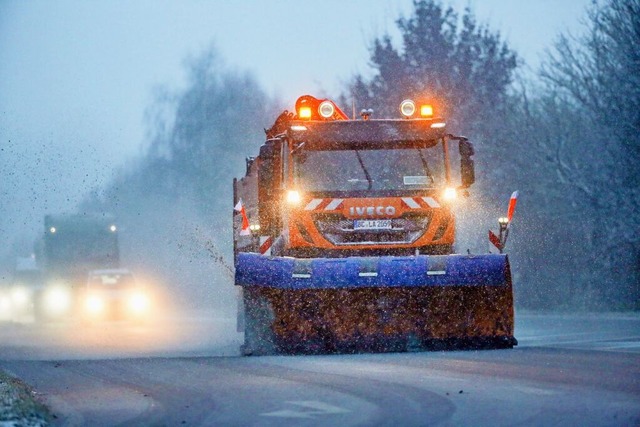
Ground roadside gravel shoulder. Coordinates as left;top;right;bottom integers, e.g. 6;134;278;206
0;370;53;427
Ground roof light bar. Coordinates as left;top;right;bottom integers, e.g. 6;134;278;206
318;101;335;118
298;106;312;119
420;104;434;117
400;99;416;118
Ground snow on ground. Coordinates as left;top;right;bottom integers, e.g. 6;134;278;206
0;370;51;426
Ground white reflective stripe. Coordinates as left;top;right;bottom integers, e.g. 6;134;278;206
324;199;344;211
292;273;311;279
304;199;323;210
358;272;378;277
422;197;441;208
402;197;421;209
427;270;446;275
259;236;273;255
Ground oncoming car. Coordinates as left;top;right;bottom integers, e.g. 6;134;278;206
82;269;151;321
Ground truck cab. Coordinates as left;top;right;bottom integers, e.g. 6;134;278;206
235;96;475;258
232;96;513;356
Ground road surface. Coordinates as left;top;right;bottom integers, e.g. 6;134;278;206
0;312;638;426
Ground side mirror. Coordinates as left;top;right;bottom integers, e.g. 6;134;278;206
459;139;475;189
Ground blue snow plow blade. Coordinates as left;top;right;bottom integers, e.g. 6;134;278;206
235;252;510;290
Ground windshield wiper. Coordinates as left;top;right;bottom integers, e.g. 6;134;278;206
354;150;373;190
291;142;306;155
417;149;435;185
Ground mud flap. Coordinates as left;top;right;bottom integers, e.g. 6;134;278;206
236;287;245;333
235;252;516;355
241;287;278;356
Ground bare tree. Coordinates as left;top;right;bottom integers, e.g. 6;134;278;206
345;0;518;135
542;0;640;149
535;0;640;308
82;47;276;310
455;0;640;310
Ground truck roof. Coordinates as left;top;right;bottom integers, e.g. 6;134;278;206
45;213;116;226
287;119;446;148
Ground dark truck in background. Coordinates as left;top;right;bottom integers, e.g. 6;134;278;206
35;213;120;320
41;213;119;286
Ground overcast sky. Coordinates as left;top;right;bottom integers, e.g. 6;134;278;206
0;0;591;254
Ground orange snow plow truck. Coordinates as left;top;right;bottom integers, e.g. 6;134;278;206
233;95;516;355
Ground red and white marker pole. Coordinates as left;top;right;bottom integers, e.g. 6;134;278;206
234;199;251;236
489;191;518;253
507;191;518;224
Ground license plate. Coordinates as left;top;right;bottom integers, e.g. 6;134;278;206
354;219;392;230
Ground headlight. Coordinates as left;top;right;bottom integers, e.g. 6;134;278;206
0;295;11;312
11;287;30;308
85;294;105;314
286;190;301;205
128;292;149;314
44;287;72;315
442;187;457;201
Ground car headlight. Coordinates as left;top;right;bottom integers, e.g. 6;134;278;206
44;287;72;315
128;292;149;314
11;287;30;308
0;294;11;312
85;294;105;314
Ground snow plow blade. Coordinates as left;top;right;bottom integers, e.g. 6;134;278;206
236;252;516;355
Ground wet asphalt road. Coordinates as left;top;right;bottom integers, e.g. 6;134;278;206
0;313;639;426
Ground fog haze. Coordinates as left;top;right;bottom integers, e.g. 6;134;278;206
0;1;595;300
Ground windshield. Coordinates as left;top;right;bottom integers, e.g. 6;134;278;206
294;145;445;192
44;228;119;273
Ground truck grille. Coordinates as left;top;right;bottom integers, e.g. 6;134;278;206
313;213;431;246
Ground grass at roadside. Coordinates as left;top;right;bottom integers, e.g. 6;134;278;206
0;370;53;427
